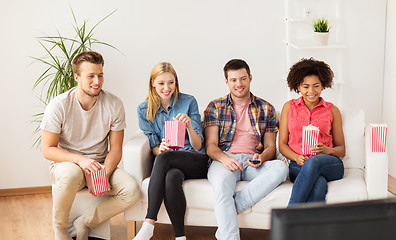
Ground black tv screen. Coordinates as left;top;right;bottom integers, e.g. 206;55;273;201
270;198;396;240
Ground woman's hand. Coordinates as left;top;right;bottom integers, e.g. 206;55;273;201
311;142;332;155
159;138;171;153
173;112;202;151
295;155;309;166
174;113;192;129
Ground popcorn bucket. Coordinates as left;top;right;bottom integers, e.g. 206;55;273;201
302;124;320;156
165;121;186;149
86;164;110;196
370;124;388;152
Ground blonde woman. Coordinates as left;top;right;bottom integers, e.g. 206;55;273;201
134;62;208;240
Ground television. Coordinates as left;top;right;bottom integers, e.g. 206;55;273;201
270;198;396;240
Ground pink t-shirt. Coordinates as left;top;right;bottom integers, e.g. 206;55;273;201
288;97;334;156
227;103;259;155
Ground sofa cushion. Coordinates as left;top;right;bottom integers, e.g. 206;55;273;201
252;168;367;214
341;109;365;169
141;178;218;211
326;168;367;202
140;168;367;215
141;178;258;213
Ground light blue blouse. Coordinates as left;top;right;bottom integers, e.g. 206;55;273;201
137;92;205;153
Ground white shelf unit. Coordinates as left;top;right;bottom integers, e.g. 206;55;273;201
284;0;345;108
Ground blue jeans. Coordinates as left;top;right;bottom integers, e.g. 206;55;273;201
288;154;344;205
208;152;288;240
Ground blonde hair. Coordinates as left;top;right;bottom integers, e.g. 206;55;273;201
146;62;180;122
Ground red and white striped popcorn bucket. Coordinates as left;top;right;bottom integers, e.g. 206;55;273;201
302;124;320;156
86;164;110;196
370;124;388;152
165;121;186;149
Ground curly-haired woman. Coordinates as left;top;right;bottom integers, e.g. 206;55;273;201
279;58;345;205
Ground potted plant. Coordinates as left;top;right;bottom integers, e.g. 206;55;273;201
312;18;331;46
30;8;119;147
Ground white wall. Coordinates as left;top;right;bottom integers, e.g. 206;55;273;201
383;0;396;178
0;0;388;189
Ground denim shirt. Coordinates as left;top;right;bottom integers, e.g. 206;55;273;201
137;92;205;154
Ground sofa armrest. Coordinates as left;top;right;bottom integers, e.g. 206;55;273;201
122;131;153;184
364;125;389;199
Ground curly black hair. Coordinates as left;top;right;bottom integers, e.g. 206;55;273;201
287;58;334;93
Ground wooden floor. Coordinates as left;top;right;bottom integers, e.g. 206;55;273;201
0;193;269;240
2;177;396;240
388;175;396;195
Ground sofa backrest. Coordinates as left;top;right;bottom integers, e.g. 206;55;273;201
341;109;365;169
200;107;366;170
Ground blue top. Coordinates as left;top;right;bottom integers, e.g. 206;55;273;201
137;92;205;153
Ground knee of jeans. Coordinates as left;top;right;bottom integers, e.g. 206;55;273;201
209;174;236;195
304;156;322;171
272;160;289;180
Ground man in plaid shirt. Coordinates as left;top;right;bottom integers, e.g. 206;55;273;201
204;59;288;240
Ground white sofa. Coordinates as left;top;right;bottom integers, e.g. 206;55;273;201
122;109;388;239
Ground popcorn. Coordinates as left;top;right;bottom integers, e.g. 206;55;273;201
165;121;186;149
302;124;320;156
85;164;110;196
370;124;388;153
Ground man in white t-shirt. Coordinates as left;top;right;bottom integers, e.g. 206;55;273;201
203;59;288;240
41;51;140;240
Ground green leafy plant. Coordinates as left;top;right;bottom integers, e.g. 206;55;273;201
312;18;331;32
30;8;119;148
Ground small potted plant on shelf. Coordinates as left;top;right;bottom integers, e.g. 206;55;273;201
312;18;331;46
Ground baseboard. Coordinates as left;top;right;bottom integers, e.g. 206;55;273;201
0;186;52;197
389;175;396;196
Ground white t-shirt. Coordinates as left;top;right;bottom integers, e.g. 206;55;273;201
40;87;126;163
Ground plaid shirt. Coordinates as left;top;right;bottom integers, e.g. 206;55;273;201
203;93;278;154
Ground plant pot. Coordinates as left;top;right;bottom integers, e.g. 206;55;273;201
314;32;329;46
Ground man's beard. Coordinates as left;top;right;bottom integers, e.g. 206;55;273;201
82;88;101;97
